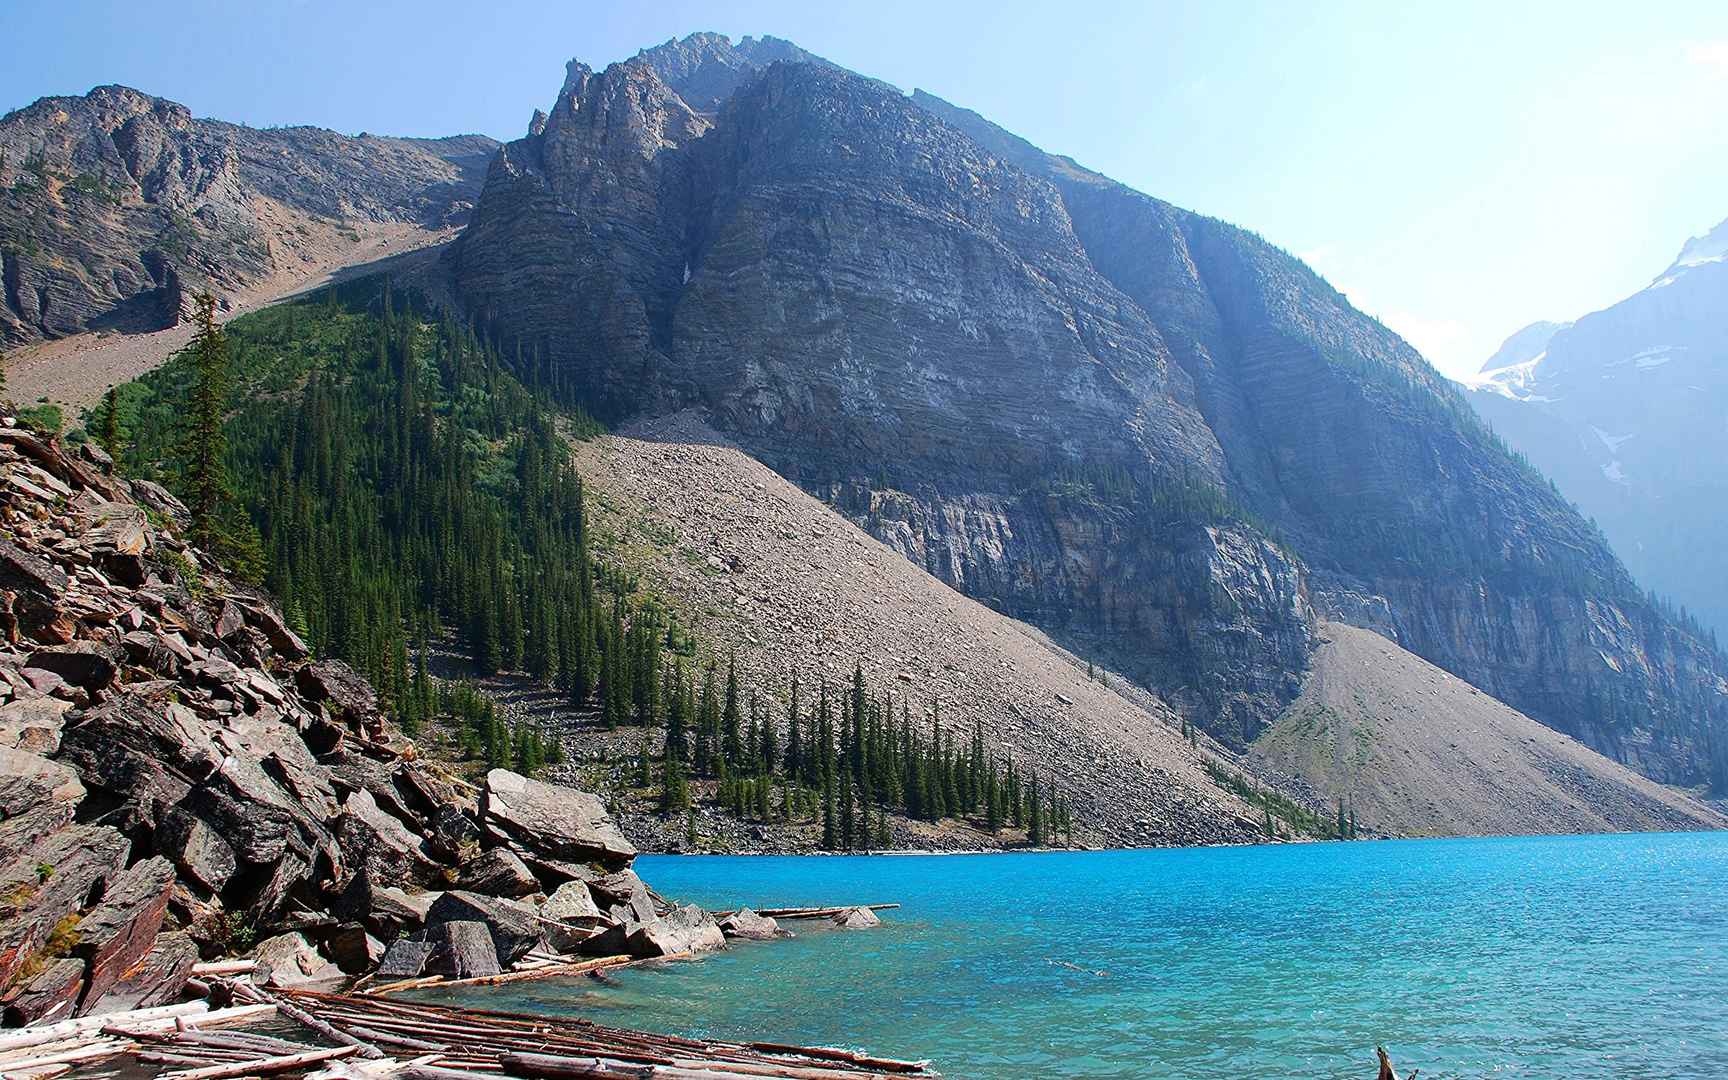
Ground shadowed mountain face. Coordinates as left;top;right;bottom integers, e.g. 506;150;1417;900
0;85;497;344
1468;218;1728;642
451;34;1727;789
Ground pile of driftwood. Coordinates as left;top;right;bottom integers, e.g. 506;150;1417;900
272;988;934;1079
0;997;279;1079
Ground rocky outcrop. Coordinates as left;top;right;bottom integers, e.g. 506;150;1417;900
0;85;498;345
0;410;776;1025
452;35;1728;789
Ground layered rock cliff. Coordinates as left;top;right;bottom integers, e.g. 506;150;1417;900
0;85;496;344
449;35;1728;790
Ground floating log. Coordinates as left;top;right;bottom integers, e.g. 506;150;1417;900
161;1043;361;1079
719;906;898;921
258;986;386;1058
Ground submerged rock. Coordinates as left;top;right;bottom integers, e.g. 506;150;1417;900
718;907;788;941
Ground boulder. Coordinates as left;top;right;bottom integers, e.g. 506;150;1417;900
456;848;539;899
540;880;602;923
253;931;343;987
425;920;502;979
625;904;725;959
588;870;656;925
335;789;444;889
0;824;131;989
374;937;434;979
324;922;386;975
479;769;635;872
72;855;175;1011
425;891;544;964
2;957;85;1026
296;661;377;726
0;745;83;819
26;641;122;693
82;930;198;1014
0;537;68;595
156;807;239;894
830;906;881;929
717;907;787;941
0;694;70;753
232;599;310;660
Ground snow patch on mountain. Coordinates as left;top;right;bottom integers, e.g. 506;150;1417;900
1590;426;1634;453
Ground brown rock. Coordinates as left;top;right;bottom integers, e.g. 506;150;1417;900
82;930;198;1015
72;855;175;1012
1;956;85;1026
717;907;786;941
26;641;123;693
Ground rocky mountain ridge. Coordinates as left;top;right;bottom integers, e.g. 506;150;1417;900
449;34;1728;791
0;84;497;345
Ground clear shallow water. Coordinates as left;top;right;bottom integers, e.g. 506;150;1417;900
428;834;1728;1079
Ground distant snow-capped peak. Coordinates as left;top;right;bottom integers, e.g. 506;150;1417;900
1650;215;1728;288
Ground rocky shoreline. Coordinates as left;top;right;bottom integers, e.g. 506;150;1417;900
0;409;878;1034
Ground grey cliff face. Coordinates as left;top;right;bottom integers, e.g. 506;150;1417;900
450;34;1726;787
0;85;497;344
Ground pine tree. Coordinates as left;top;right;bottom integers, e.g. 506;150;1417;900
1028;774;1045;846
722;652;743;770
821;774;837;851
97;386;121;467
182;293;230;552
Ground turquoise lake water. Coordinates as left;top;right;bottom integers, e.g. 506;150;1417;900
429;833;1728;1079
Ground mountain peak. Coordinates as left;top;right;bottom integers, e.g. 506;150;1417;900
631;31;828;112
1657;215;1728;285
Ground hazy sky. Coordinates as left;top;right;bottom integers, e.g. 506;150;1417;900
6;1;1726;379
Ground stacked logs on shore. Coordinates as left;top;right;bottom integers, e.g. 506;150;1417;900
0;410;882;1033
281;989;936;1080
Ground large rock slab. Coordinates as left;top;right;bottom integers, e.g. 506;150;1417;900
26;641;123;693
335;789;445;889
717;907;787;941
0;824;130;989
425;920;502;979
479;770;635;873
625;903;725;959
156;807;239;894
253;931;343;987
72;855;175;1013
374;937;435;979
540;880;602;923
296;661;378;726
0;694;70;754
82;930;198;1014
1;956;84;1026
456;847;539;899
425;890;544;964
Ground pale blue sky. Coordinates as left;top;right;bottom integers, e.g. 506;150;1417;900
6;1;1726;378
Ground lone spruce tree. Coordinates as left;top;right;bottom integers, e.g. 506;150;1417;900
98;386;121;468
182;293;229;552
